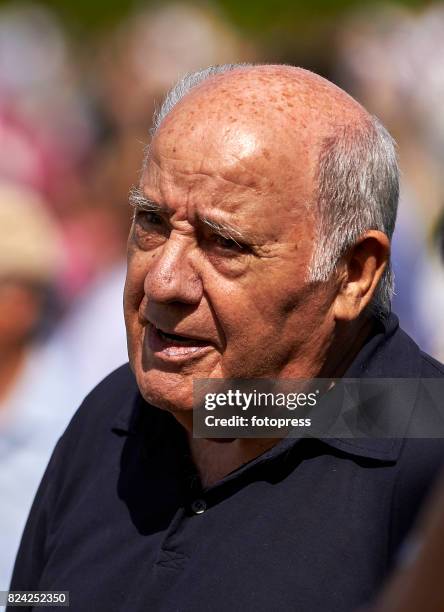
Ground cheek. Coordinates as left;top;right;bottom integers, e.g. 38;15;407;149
211;283;283;357
124;250;148;311
123;258;148;355
215;268;315;348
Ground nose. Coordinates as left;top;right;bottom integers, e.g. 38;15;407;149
143;232;203;305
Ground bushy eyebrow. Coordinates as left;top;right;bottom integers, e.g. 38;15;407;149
200;217;247;246
129;185;252;244
128;186;170;216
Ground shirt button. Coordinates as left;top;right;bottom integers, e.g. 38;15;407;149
191;499;207;515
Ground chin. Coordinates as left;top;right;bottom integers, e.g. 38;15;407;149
136;369;195;413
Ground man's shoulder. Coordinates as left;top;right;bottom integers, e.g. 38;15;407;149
84;362;137;404
60;363;138;445
419;350;444;377
80;361;136;412
39;363;141;492
383;316;444;378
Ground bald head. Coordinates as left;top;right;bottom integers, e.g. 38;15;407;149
152;65;369;200
154;64;370;145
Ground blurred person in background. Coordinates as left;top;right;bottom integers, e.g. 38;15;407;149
0;183;76;593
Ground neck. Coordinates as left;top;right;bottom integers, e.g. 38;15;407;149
187;435;279;488
318;315;375;379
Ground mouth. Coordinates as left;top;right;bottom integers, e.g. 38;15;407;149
146;323;214;362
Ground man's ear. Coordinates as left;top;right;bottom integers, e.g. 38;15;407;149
333;230;390;321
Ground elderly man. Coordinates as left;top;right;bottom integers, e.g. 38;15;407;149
9;65;444;612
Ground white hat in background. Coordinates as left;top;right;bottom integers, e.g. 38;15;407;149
0;182;64;284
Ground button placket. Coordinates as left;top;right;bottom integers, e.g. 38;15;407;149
191;499;207;514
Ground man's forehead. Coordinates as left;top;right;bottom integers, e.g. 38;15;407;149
147;108;317;211
142;128;311;224
146;127;282;197
139;158;311;247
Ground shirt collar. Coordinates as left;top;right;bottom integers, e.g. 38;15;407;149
111;384;143;435
318;312;422;462
344;312;421;379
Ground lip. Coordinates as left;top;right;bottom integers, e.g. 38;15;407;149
145;323;214;363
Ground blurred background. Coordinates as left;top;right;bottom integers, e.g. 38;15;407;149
1;0;444;594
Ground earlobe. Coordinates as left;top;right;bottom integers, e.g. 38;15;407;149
333;231;390;322
333;276;362;322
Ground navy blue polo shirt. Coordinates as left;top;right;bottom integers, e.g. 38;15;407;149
9;314;444;612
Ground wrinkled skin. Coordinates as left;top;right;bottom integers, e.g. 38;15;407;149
124;66;386;424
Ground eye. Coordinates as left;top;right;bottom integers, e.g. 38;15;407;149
213;234;245;252
136;210;164;228
132;208;169;250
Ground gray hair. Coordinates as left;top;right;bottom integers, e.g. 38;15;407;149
308;118;399;317
151;63;399;317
